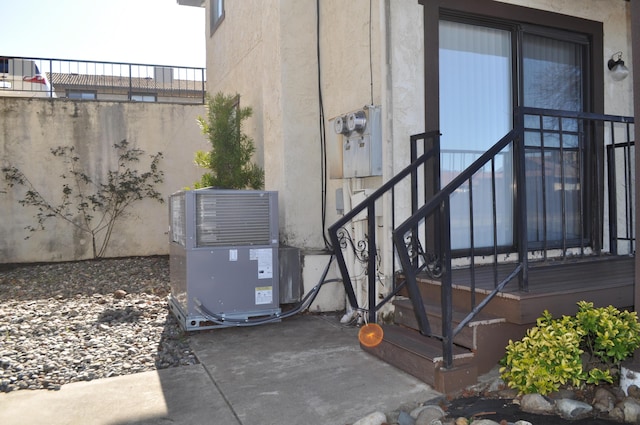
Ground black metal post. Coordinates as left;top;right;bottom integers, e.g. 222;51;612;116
329;230;359;309
440;198;453;368
515;108;529;291
368;203;377;323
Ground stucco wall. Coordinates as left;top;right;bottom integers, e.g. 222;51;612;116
0;98;207;263
205;0;402;251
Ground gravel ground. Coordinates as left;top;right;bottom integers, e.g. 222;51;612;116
0;256;196;393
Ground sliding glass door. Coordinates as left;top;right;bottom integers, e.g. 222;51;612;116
439;18;587;252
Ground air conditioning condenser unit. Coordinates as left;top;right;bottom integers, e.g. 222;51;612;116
168;188;280;331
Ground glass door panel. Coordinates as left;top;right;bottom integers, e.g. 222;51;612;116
522;33;585;246
439;20;513;250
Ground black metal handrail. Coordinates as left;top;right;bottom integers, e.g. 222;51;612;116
327;105;634;369
392;106;634;368
608;140;636;255
0;55;205;103
393;128;526;367
328;130;441;323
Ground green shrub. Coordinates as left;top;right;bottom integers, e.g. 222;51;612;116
576;301;640;368
500;311;585;395
194;92;264;190
500;302;640;395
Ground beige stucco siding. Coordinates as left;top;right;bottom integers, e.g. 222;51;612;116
205;0;395;250
0;98;206;263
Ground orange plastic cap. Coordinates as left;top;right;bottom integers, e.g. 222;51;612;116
358;323;384;348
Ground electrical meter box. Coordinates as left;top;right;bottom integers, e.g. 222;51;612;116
168;188;280;331
329;105;382;178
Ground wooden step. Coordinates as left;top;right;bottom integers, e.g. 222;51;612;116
384;257;635;390
361;324;477;394
392;297;529;375
413;276;528;325
393;297;505;350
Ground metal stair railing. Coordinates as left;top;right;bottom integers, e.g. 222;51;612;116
392;106;635;369
328;106;633;370
393;128;527;368
519;107;635;257
328;130;441;323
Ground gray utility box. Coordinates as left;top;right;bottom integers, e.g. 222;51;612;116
168;189;280;331
278;245;301;304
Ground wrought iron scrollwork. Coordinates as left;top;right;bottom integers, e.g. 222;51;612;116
336;226;381;272
403;233;443;278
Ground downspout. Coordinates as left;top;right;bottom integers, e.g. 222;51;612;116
379;0;395;318
610;2;640;384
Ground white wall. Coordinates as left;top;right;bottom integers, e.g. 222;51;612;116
0;98;206;263
206;0;319;248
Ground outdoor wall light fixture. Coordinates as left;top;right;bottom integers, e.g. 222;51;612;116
608;51;630;81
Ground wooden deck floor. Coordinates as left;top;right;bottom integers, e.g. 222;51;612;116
450;255;635;298
416;255;635;324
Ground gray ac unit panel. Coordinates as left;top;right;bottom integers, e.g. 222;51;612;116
168;189;280;331
169;244;280;327
278;245;301;304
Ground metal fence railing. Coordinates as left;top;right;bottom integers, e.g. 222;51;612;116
0;56;205;104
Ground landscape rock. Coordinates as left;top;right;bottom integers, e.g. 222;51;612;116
612;386;627;400
486;378;506;393
610;406;626;422
628;384;640;399
352;411;387;425
0;257;196;393
410;405;429;418
415;405;445;425
398;410;416;425
519;393;554;414
592;387;616;412
554;398;592;419
622;397;640;423
113;289;127;299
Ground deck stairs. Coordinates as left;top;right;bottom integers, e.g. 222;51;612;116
329;110;635;395
361;287;528;394
360;256;635;394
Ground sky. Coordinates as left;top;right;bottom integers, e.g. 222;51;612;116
0;0;206;68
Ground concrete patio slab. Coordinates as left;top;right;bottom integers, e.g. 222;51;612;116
0;314;441;425
189;314;439;425
0;364;236;425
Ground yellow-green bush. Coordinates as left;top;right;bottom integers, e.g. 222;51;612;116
500;302;640;395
